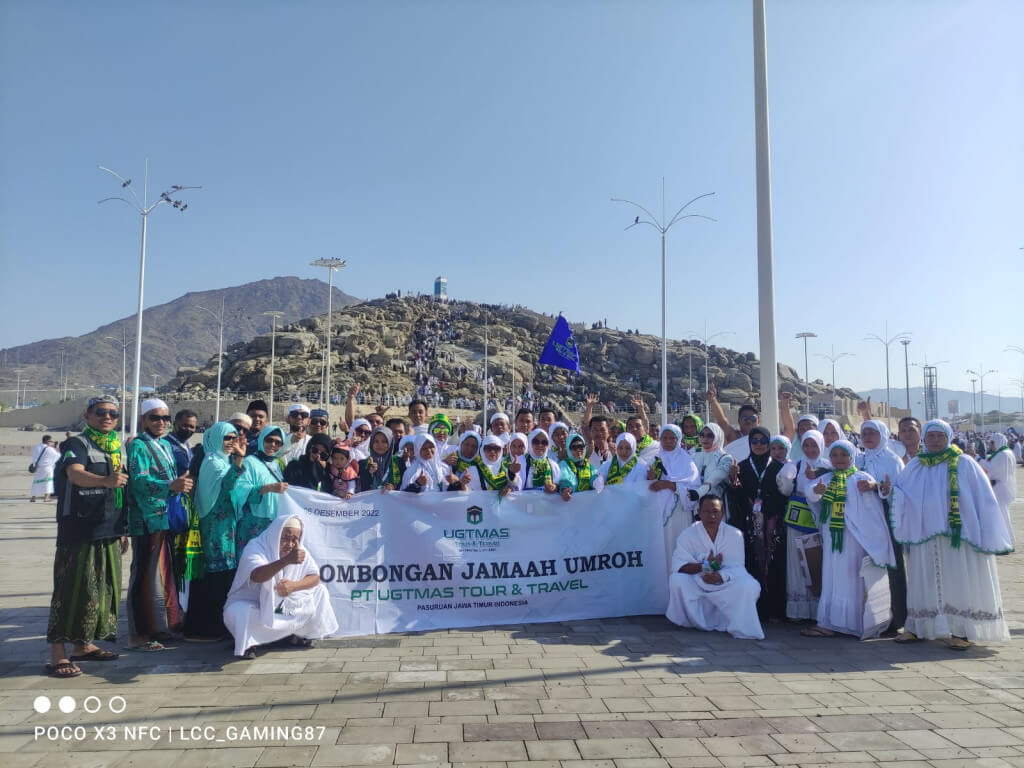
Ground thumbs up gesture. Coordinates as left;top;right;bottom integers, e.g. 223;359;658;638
805;462;817;480
170;470;194;495
813;478;827;495
880;474;892;496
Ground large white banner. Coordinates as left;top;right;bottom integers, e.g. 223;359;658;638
277;485;681;637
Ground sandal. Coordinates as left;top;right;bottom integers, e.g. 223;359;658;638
124;640;167;653
46;661;82;678
800;626;835;638
894;631;922;644
949;637;972;651
241;647;257;660
70;647;119;661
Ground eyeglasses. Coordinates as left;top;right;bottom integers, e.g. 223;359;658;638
289;412;309;419
355;428;371;436
222;435;238;442
740;414;759;423
531;439;548;446
93;408;119;419
147;414;172;422
749;436;769;445
310;449;329;458
700;431;714;438
310;418;328;426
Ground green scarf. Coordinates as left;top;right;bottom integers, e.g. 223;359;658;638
820;467;856;552
989;445;1010;459
916;444;964;547
388;456;404;486
453;456;475;476
605;454;638;486
82;425;123;508
174;495;205;589
473;457;508;491
527;455;552;488
571;459;593;491
637;435;654;451
650;457;665;479
679;415;703;452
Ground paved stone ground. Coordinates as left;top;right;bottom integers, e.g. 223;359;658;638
1;442;1022;768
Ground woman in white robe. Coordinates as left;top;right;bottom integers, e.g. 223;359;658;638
788;414;819;462
649;425;701;571
891;420;1012;648
595;433;647;491
666;494;764;640
30;436;60;501
802;440;895;638
856;419;907;632
984;434;1016;547
401;434;455;492
776;430;831;621
223;515;338;658
519;428;561;492
688;423;734;519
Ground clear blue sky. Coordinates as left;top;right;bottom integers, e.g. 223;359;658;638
1;0;1021;396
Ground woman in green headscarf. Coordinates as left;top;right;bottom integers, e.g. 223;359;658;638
183;422;244;642
233;425;288;551
678;414;704;454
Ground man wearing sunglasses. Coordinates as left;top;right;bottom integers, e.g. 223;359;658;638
281;403;311;464
125;398;194;650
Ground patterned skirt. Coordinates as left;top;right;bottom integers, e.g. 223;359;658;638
128;532;184;638
46;538;122;645
235;511;273;554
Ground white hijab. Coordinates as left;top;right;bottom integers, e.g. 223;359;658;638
228;515;319;626
480;434;505;474
401;433;448;491
655;424;699;484
819;419;843;447
857;419;902;484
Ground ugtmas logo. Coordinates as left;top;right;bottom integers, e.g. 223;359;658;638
444;505;509;540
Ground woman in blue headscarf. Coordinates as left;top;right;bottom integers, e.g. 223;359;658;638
233;425;288;551
183;421;245;642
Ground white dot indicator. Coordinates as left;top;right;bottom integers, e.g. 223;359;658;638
58;696;76;713
109;696;126;714
84;696;101;714
33;696;51;713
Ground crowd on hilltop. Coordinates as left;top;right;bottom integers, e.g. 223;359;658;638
36;381;1019;677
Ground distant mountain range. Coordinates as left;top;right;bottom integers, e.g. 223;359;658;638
0;277;358;393
857;386;1022;420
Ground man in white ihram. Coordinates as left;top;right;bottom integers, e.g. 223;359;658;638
223;515;338;658
666;493;764;640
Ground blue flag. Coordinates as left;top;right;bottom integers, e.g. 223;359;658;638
539;315;580;374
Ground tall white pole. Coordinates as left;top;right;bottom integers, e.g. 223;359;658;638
121;330;127;441
753;0;779;434
483;323;489;430
325;269;333;409
263;311;283;423
688;348;693;413
131;210;147;436
660;231;668;427
14;370;21;409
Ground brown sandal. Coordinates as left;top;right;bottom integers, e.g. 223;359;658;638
46;661;82;678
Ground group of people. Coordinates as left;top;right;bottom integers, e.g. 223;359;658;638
42;385;1016;678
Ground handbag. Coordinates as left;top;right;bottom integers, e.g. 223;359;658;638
28;462;37;474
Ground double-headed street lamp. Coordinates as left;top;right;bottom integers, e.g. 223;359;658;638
864;323;910;421
814;345;853;416
613;183;716;427
310;258;347;410
795;332;817;407
103;327;134;442
262;310;284;422
194;297;226;423
686;324;733;422
98;162;199;435
966;365;997;431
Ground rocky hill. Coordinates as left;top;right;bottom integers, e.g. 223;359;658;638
0;277;358;394
169;296;860;416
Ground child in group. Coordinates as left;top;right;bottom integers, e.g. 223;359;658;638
329;445;358;499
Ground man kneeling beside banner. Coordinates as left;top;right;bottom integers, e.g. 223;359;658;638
277;485;674;637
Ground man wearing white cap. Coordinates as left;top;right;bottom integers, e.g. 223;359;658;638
281;404;311;464
125;398;194;650
489;413;511;446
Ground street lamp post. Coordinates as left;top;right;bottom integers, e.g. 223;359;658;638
262;311;284;423
310;258;347;410
194;297;226;423
814;345;853;416
1010;377;1024;421
98;162;199;436
795;332;817;408
103;327;133;442
1006;347;1024;423
13;369;24;409
966;365;997;431
910;356;947;423
970;379;977;427
686;324;733;423
864;322;910;421
900;338;911;412
613;182;715;427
